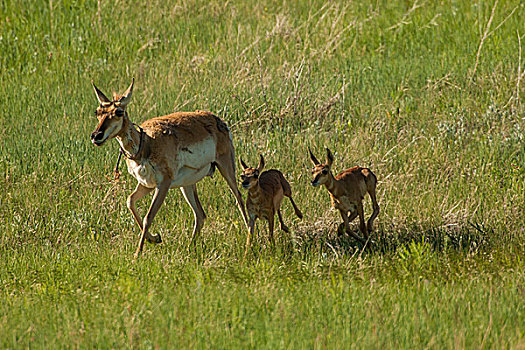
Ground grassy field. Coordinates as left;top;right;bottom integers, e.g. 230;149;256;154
1;0;524;348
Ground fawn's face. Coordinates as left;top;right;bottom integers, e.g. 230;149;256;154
90;80;134;146
308;148;334;187
239;155;265;190
310;164;330;187
240;167;260;189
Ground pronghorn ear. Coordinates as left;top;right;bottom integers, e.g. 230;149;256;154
117;78;134;107
309;148;320;165
92;81;111;105
326;148;334;167
257;154;265;172
239;157;249;171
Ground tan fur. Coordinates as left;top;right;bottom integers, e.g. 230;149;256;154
240;155;302;253
130;111;233;181
91;80;249;258
309;148;379;243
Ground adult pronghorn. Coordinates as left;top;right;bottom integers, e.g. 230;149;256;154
309;148;379;243
90;79;249;257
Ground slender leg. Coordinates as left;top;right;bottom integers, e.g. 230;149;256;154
180;184;206;246
367;191;380;234
348;210;358;223
337;210;357;236
245;216;256;257
356;202;367;238
277;209;289;233
127;183;154;230
135;180;171;258
340;209;365;243
268;213;275;245
274;196;289;233
215;154;249;228
192;185;206;220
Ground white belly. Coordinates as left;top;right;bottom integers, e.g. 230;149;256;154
171;137;216;187
171;165;210;188
126;138;216;189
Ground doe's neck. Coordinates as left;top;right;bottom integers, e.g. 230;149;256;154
115;116;143;159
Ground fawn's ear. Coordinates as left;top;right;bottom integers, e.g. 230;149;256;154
326;148;334;167
309;148;320;166
240;157;249;171
257;154;265;172
117;78;134;108
92;81;111;105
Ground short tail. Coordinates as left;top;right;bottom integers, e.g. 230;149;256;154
289;197;303;219
362;168;380;232
278;172;303;219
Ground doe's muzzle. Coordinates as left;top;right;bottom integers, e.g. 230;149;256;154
91;130;104;144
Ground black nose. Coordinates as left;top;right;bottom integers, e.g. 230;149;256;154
91;131;103;141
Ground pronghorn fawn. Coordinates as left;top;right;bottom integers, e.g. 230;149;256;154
90;79;249;258
240;155;303;249
309;148;379;243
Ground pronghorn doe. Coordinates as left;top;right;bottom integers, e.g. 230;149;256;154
240;155;303;248
90;79;248;257
309;148;379;243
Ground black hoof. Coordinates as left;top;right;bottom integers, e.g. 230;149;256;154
337;223;346;236
147;235;162;244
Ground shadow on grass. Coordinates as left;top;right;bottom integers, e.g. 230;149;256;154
292;221;497;257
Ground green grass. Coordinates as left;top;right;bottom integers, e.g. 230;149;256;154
1;0;524;348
